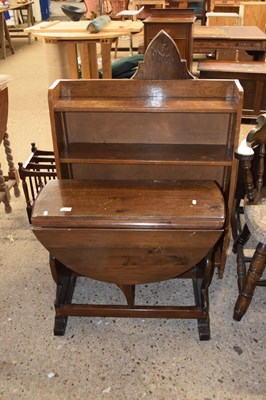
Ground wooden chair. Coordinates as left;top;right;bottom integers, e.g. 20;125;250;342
18;143;56;223
233;114;266;321
231;143;266;242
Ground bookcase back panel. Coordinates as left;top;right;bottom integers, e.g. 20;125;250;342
63;112;231;145
69;164;226;185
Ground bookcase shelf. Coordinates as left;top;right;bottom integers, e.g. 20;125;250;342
59;143;232;166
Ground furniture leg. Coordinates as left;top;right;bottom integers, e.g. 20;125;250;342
26;3;35;44
0;13;6;59
116;284;136;307
18;163;32;222
3;18;14;56
100;39;112;79
45;41;73;85
236;243;246;293
231;198;242;241
88;42;99;79
129;34;133;56
193;255;214;340
232;223;250;254
3;132;20;197
66;42;79;79
234;242;266;321
50;256;77;335
79;42;91;79
0;160;12;213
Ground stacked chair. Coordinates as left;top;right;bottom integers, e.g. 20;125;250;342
233;114;266;321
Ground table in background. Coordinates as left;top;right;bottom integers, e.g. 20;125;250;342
0;5;14;59
25;20;144;82
193;25;266;61
8;1;34;41
0;1;34;59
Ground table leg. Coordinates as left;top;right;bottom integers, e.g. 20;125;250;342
88;42;99;79
45;41;77;84
3;18;14;56
101;39;112;79
3;132;20;197
79;42;91;79
66;42;79;79
0;13;6;59
26;4;33;44
0;161;11;213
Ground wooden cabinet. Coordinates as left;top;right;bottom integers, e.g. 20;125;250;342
143;9;195;70
48;76;243;273
198;60;266;118
33;33;243;337
210;0;261;12
239;2;266;32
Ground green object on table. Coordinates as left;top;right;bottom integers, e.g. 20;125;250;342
87;15;111;33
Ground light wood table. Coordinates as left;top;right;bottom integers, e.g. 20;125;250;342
0;1;34;59
25;20;144;82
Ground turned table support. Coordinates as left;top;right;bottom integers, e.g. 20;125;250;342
0;77;20;212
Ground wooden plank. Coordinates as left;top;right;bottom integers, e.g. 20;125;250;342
25;20;143;34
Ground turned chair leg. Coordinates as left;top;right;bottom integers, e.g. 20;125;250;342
232;223;250;254
234;242;266;321
232;223;251;292
231;198;242;242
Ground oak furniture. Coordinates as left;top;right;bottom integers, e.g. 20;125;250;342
209;0;261;12
143;9;195;70
25;20;143;82
0;75;20;213
206;11;240;25
198;60;266;118
193;25;266;61
239;2;266;32
31;31;243;339
233;114;266;321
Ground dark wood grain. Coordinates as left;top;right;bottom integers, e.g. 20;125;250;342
199;61;266;118
34;31;243;338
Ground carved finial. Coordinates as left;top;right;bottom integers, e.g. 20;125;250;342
133;30;195;80
247;114;266;146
